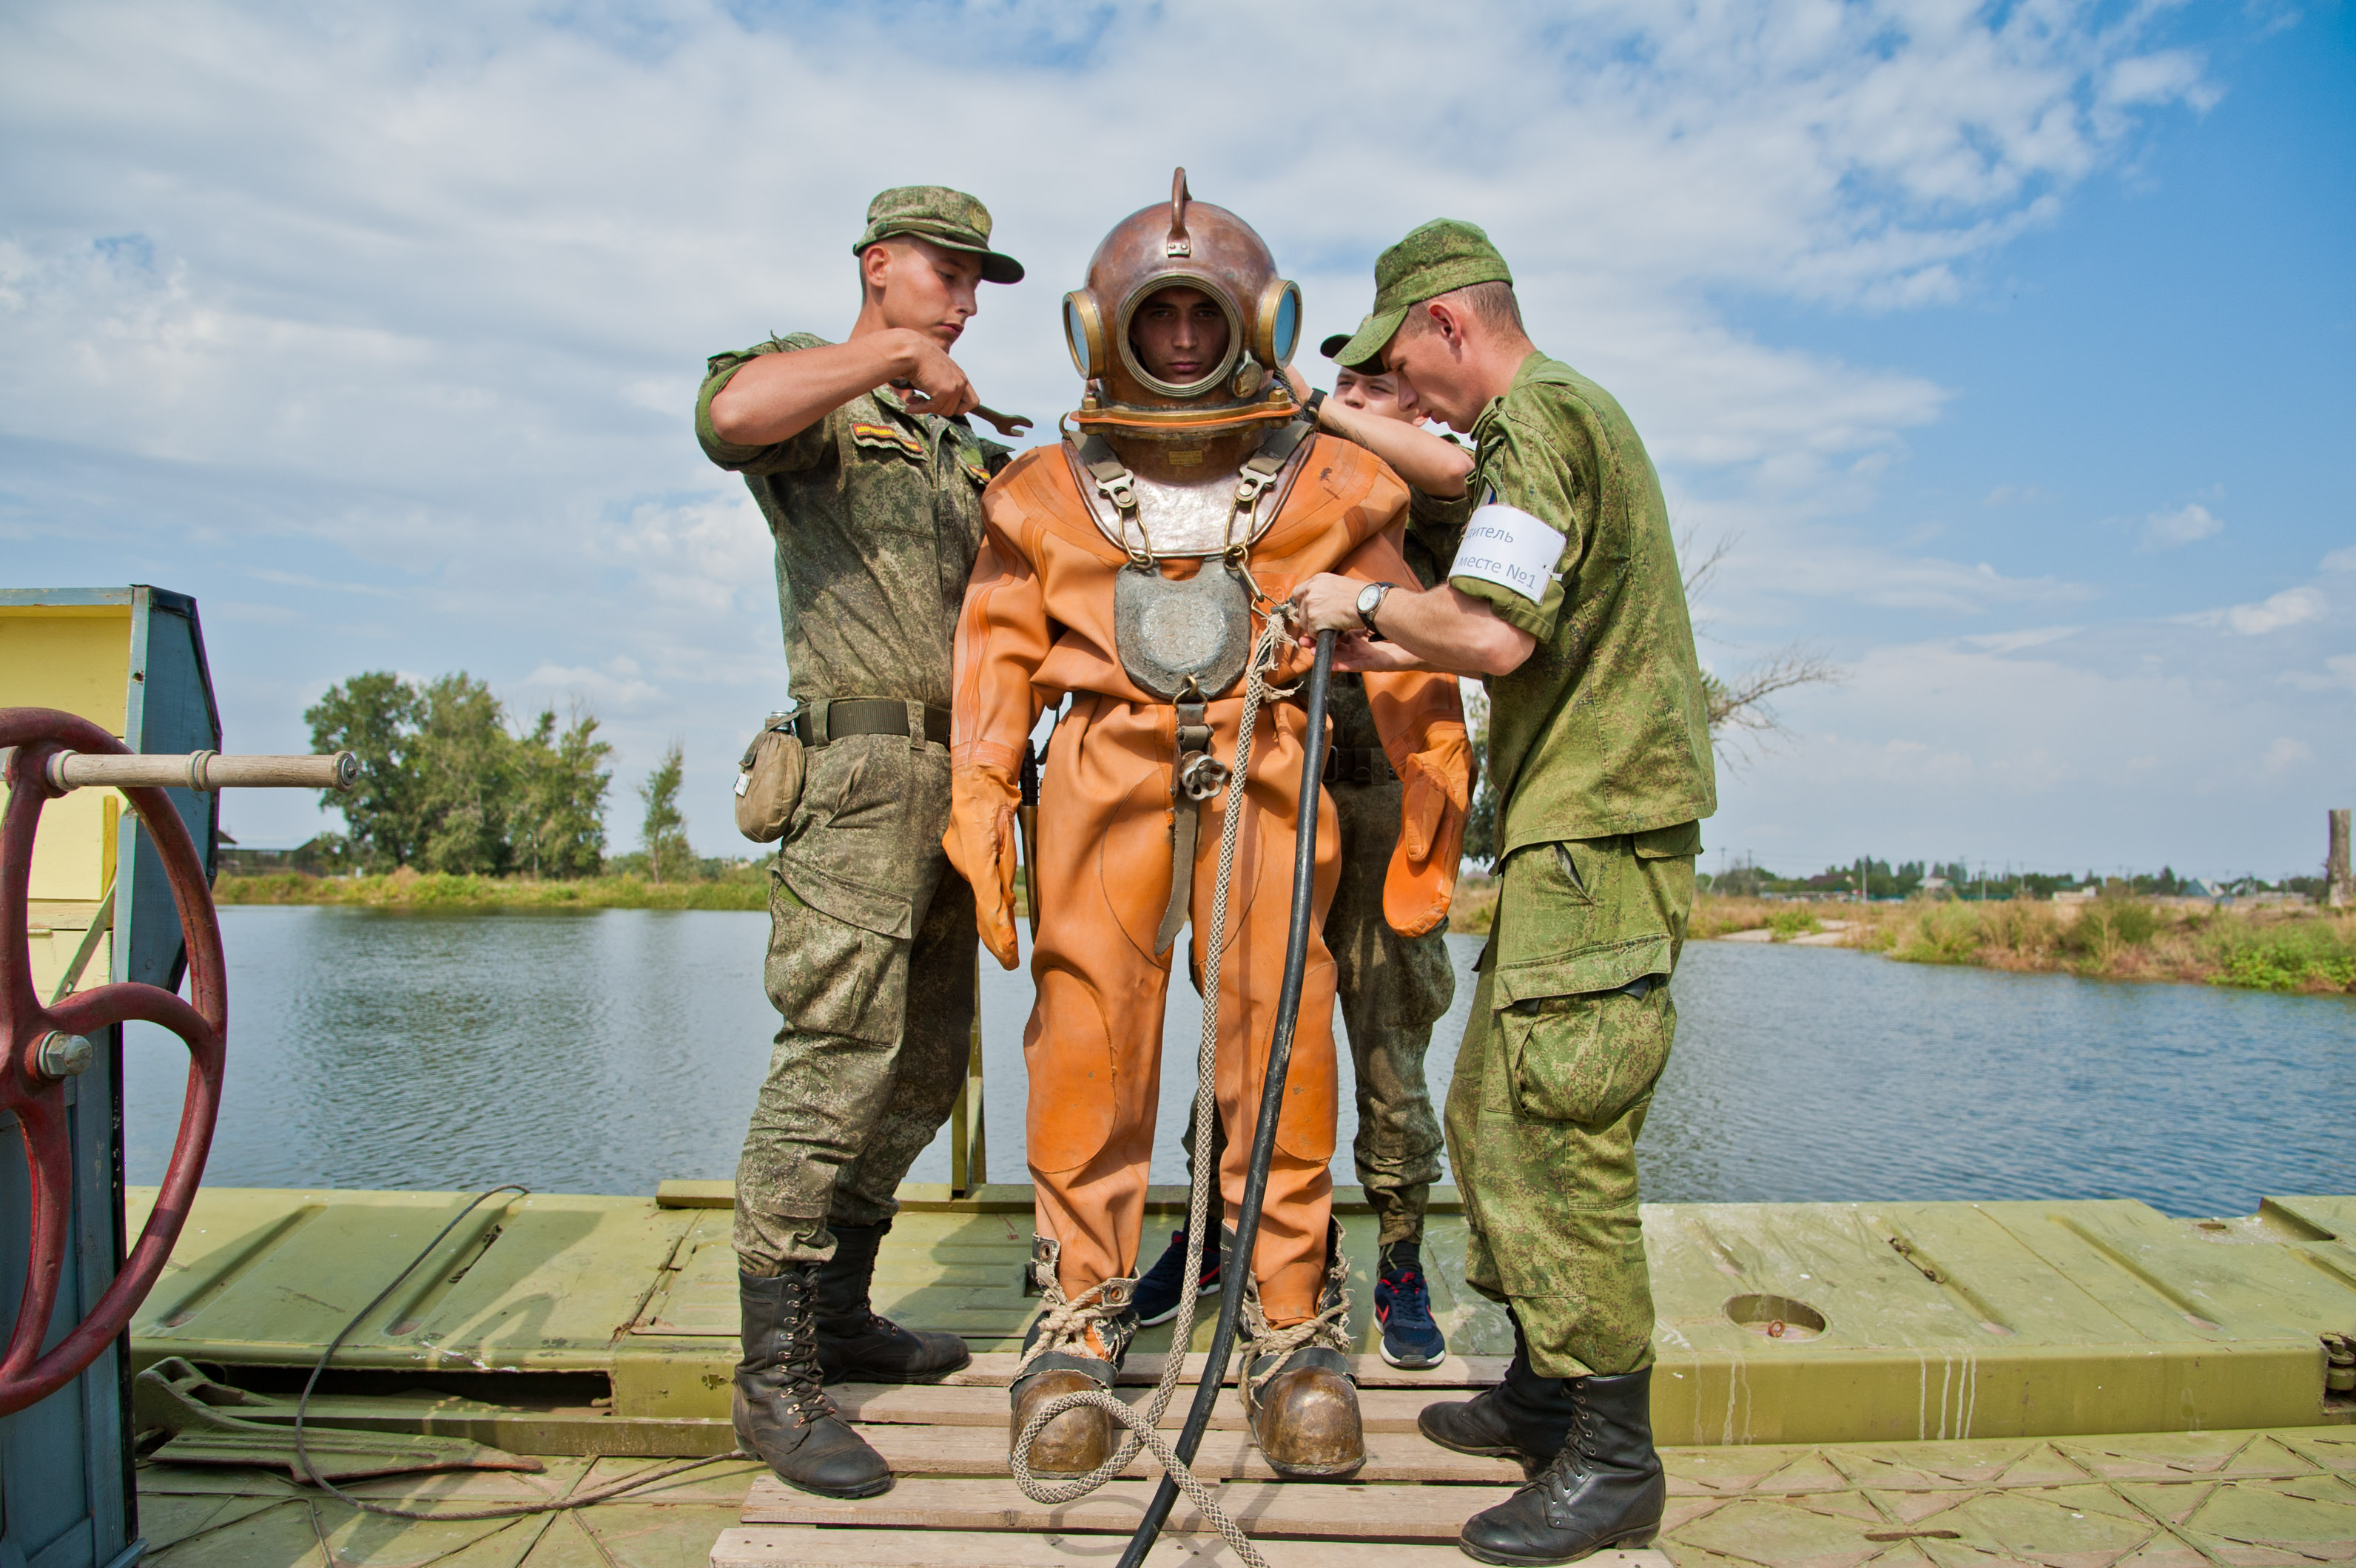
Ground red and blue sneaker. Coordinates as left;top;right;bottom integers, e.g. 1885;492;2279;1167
1131;1229;1220;1328
1375;1242;1446;1368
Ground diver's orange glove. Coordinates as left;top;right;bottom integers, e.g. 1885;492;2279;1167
944;763;1021;969
1384;723;1472;937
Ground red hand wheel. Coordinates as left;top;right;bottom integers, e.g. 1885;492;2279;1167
0;707;226;1418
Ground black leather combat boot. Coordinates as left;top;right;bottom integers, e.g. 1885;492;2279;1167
1418;1310;1577;1475
1456;1367;1666;1565
734;1268;893;1499
812;1221;972;1384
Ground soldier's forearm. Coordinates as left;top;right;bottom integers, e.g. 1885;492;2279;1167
709;332;925;446
1375;586;1535;679
1319;404;1472;499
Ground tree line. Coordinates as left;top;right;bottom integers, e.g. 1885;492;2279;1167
306;672;623;877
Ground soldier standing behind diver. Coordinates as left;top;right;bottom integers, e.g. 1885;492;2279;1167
1290;220;1715;1564
945;173;1472;1483
693;186;1025;1501
1130;346;1475;1372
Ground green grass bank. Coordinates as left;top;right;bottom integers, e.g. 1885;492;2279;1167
1695;893;2356;995
214;867;769;911
217;872;2354;996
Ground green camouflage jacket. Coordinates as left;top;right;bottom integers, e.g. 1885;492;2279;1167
696;332;1009;712
1451;351;1714;853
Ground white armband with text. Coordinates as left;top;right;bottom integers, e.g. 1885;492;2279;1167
1450;504;1564;604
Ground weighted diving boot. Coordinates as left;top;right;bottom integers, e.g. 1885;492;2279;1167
1418;1307;1578;1476
733;1268;893;1499
1240;1221;1365;1480
1456;1367;1666;1565
813;1220;972;1384
1007;1238;1138;1478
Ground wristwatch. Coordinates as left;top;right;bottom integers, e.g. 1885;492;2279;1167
1300;387;1327;427
1356;581;1396;641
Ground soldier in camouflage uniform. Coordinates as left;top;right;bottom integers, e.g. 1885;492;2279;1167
1293;221;1715;1564
693;186;1024;1501
1133;351;1472;1370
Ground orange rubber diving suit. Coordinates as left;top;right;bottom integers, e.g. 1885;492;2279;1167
944;174;1470;1481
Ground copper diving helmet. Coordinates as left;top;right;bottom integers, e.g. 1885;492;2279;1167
1063;169;1305;438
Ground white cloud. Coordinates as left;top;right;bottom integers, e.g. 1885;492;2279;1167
2139;502;2223;551
2200;587;2329;636
2262;737;2312;773
1964;626;2082;653
0;0;2229;852
1712;626;2352;878
2322;546;2356;573
520;658;661;713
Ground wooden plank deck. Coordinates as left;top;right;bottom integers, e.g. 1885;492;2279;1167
738;1475;1516;1541
831;1382;1464;1434
711;1529;1666;1567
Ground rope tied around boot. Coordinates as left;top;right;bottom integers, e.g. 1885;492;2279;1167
1007;614;1299;1568
1242;1298;1353;1402
1012;1270;1131;1376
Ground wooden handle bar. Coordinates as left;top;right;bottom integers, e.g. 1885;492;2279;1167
40;750;359;793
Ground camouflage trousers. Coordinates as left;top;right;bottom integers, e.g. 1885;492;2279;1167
1181;773;1453;1249
736;733;977;1274
1446;824;1697;1379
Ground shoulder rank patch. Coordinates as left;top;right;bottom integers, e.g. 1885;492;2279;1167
958;451;992;485
849;422;926;460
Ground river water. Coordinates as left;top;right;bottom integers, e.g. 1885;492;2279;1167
123;907;2355;1218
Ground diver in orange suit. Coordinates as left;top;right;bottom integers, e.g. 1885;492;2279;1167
944;174;1471;1481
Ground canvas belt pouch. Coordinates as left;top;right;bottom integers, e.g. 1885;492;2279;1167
734;711;805;844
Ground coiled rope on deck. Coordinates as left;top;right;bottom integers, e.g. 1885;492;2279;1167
1006;615;1296;1568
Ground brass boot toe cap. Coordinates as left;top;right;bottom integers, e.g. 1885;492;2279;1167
1009;1367;1116;1478
1249;1364;1365;1479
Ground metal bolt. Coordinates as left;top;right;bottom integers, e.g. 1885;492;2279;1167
36;1032;92;1080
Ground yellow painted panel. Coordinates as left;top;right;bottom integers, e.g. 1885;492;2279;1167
0;604;133;732
3;602;134;938
16;785;115;902
26;919;110;1005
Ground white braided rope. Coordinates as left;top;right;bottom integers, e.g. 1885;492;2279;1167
1242;1297;1352;1402
1006;616;1294;1568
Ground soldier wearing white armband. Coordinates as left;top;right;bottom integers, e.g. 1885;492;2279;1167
1288;219;1715;1566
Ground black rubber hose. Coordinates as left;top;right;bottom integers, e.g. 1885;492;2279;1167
1117;629;1336;1568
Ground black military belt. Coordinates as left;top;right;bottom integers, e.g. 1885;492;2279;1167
1323;745;1397;786
792;699;952;750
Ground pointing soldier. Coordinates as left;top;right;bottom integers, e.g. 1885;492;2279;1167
694;186;1023;1501
1290;220;1715;1563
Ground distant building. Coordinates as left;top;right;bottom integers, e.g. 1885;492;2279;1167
215;834;332;877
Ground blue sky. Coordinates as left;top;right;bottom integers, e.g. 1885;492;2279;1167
2;0;2349;881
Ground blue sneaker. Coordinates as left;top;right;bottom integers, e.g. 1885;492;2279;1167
1376;1244;1446;1368
1131;1229;1219;1328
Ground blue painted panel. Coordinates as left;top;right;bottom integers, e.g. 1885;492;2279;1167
1;585;214;1567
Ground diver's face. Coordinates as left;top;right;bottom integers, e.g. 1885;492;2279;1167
1130;285;1231;384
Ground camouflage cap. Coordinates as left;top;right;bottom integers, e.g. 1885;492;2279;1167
854;185;1023;285
1328;219;1512;371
